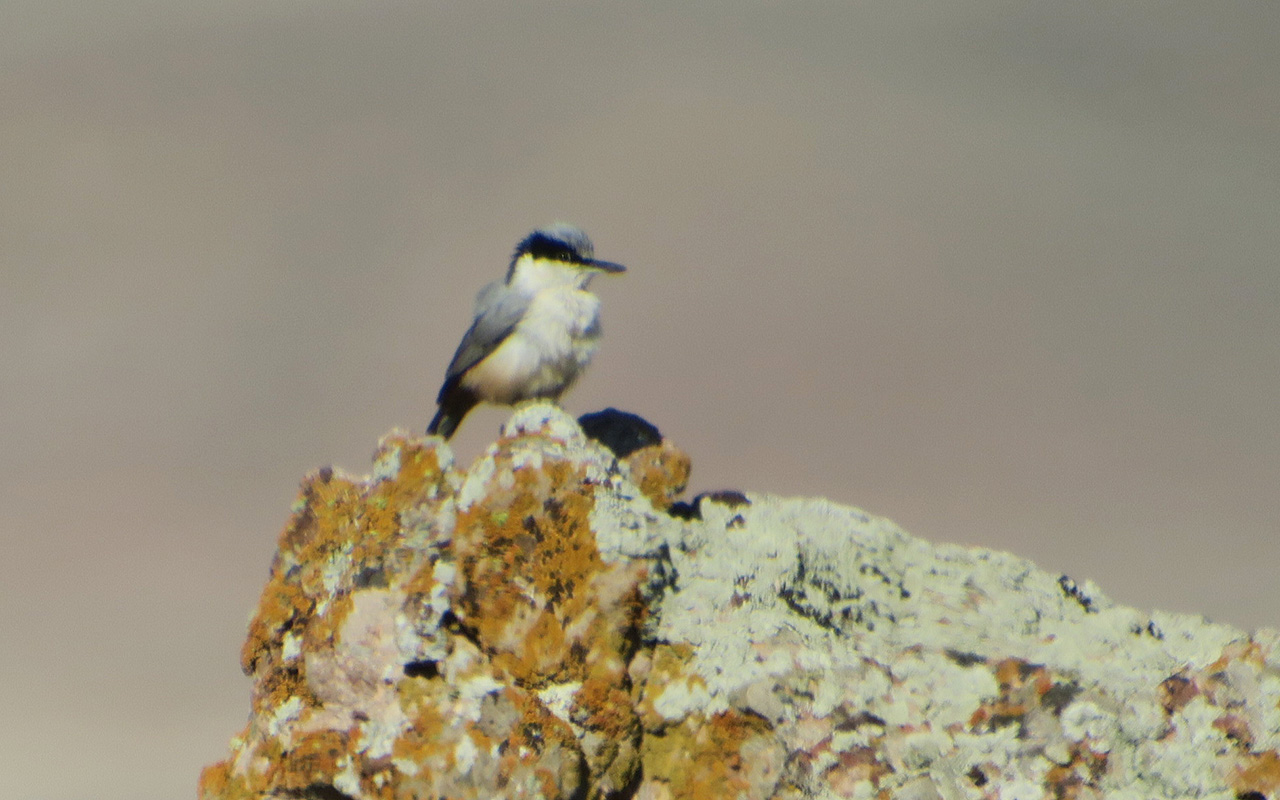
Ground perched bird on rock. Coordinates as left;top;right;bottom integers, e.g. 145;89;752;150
427;224;626;439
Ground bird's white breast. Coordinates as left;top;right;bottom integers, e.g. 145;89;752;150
461;287;602;403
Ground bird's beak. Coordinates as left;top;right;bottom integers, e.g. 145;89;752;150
587;259;626;274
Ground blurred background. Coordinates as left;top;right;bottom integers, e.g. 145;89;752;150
2;2;1277;798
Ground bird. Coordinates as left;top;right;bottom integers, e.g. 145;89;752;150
427;224;626;439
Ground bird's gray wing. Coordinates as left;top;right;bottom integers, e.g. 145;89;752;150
436;283;530;402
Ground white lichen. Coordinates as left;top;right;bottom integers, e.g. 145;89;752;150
372;442;402;482
281;631;302;662
266;695;304;740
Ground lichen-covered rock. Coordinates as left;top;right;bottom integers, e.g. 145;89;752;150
202;403;1280;800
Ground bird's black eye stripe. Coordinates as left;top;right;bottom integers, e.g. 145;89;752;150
518;232;580;263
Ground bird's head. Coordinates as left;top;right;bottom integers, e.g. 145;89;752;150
506;224;626;289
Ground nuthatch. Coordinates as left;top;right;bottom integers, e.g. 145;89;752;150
428;224;625;438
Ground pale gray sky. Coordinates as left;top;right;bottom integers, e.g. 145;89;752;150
2;4;1277;798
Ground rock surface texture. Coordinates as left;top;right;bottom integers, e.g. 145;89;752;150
201;403;1280;800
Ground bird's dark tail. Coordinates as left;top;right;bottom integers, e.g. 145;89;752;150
428;384;478;439
427;408;460;439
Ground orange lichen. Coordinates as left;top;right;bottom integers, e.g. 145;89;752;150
993;658;1046;692
1041;743;1108;799
205;437;467;799
240;468;364;678
965;660;1112;795
302;590;354;653
453;458;644;688
391;680;586;799
1206;639;1267;673
968;658;1045;730
197;761;244;800
1158;673;1199;715
391;678;452;771
402;555;440;596
206;431;658;800
241;581;310;675
575;675;639;739
1213;713;1254;749
261;438;447;614
368;436;446;503
250;659;318;718
642;710;779;800
572;674;642;793
508;686;581;760
236;440;457;711
824;745;892;795
624;441;692;511
267;729;353;794
1234;751;1280;798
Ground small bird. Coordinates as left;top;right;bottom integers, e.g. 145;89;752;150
427;224;626;439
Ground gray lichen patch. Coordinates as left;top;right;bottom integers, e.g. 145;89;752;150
611;485;1280;799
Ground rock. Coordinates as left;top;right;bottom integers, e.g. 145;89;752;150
578;408;690;513
578;408;664;459
201;402;1280;800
